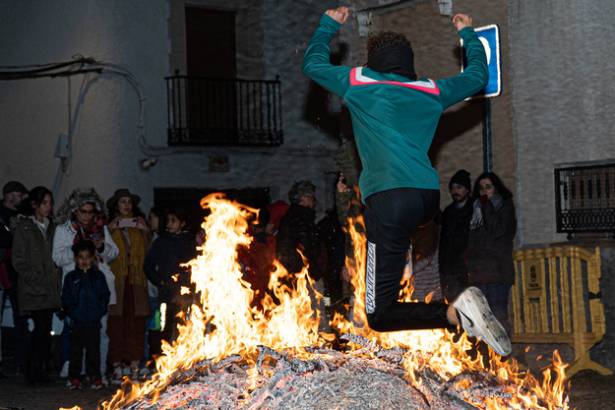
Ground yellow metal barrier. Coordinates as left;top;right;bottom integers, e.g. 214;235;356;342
511;246;613;378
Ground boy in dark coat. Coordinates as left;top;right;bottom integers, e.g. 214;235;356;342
61;240;110;390
144;208;196;342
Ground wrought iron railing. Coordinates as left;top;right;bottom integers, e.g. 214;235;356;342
555;160;615;236
166;74;283;146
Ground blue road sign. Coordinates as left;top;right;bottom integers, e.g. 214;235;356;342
461;24;501;99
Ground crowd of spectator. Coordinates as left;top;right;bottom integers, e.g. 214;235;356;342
0;167;516;388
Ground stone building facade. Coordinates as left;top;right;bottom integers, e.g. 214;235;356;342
0;0;339;216
2;0;615;244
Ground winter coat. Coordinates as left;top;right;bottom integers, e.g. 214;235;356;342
61;267;110;327
0;205;15;250
276;204;322;280
439;199;474;277
316;210;345;300
237;231;276;307
465;198;517;285
143;231;197;303
11;217;62;314
0;207;17;290
52;221;118;305
107;227;150;317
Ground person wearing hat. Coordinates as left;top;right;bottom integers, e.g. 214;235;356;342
439;170;473;301
1;181;28;227
1;181;29;289
0;180;29;377
303;8;511;356
105;189;150;384
276;181;322;281
277;181;328;328
53;188;119;381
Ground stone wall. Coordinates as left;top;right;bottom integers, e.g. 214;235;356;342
168;0;266;78
510;0;615;245
0;0;339;215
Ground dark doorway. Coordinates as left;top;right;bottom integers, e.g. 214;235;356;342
185;7;238;141
186;7;236;77
153;187;271;234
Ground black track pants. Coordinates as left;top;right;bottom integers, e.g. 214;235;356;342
364;188;451;332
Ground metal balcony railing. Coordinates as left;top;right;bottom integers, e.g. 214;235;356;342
555;160;615;236
166;74;283;146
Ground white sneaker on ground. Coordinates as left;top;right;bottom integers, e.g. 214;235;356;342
452;286;512;356
60;361;69;378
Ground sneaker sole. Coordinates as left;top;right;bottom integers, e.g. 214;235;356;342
454;287;512;356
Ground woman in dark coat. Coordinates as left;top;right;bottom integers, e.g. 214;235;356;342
12;186;60;384
465;172;516;331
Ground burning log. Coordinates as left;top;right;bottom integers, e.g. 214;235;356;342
119;341;567;410
92;196;570;410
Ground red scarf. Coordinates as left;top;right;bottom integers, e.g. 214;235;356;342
71;214;107;245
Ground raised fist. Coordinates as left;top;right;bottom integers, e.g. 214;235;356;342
452;13;472;31
325;6;350;24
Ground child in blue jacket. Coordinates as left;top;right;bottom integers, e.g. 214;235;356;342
61;240;110;390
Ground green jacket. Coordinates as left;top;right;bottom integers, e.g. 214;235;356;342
12;217;61;314
303;14;488;201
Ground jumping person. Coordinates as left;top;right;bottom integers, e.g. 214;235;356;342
303;7;511;356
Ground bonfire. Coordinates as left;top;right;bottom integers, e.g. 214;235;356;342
63;194;569;410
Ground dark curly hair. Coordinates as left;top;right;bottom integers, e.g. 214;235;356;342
367;31;412;58
472;172;513;200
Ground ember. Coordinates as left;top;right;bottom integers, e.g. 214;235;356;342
88;194;568;410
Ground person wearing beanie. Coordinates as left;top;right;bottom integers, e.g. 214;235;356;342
303;8;511;357
439;169;473;301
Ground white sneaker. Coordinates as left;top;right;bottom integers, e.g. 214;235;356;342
111;365;124;385
60;361;69;378
452;287;512;356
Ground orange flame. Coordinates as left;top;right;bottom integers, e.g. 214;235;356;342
92;195;569;410
332;214;570;410
100;194;319;409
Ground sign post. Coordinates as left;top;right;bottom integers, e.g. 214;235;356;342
461;24;501;172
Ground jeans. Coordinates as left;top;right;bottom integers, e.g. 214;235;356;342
144;296;161;360
69;324;101;379
26;309;54;382
364;188;451;332
2;289;28;373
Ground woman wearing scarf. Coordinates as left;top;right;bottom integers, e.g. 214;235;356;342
53;188;118;382
106;189;150;384
12;187;60;384
465;173;517;333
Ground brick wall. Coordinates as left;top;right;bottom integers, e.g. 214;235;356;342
342;0;514;213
